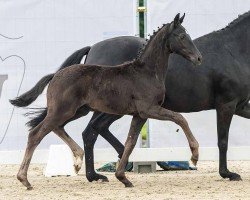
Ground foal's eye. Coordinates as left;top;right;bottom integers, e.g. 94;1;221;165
180;34;185;40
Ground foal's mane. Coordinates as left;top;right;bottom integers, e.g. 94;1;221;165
135;23;170;61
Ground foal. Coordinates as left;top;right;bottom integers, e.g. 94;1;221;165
17;14;202;189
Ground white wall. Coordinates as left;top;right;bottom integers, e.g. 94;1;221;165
147;0;250;148
0;0;249;152
0;0;137;150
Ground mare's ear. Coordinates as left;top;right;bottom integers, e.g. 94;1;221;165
179;13;185;24
174;13;180;28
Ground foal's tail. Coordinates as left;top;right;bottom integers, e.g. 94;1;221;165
25;108;47;130
9;46;91;107
9;74;54;107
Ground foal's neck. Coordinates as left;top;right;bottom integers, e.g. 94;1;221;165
139;25;171;82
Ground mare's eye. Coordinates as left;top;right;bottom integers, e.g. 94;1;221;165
180;34;185;40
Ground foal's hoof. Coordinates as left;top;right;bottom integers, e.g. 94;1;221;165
27;186;33;190
125;182;134;188
74;165;81;174
190;157;198;166
229;173;242;181
17;174;33;190
188;160;197;170
73;156;83;174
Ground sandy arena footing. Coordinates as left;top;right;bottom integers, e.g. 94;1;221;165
0;161;250;200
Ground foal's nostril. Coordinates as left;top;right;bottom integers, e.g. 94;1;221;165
197;56;202;63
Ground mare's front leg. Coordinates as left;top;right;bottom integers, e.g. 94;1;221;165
137;103;199;165
115;116;146;187
216;101;242;181
54;128;84;173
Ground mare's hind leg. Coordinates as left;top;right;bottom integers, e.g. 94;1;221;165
17;120;54;190
115;115;146;187
98;115;124;158
235;102;250;119
82;112;123;182
216;101;242;181
54;128;84;173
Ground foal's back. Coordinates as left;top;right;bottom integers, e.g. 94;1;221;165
47;62;141;115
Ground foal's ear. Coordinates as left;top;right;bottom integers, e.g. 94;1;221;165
179;13;185;24
174;13;180;28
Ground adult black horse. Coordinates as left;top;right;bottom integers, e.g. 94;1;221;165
11;11;250;182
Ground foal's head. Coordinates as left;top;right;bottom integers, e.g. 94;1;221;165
166;13;202;65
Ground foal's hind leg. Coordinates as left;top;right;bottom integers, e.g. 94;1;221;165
17;120;54;189
115;116;146;187
138;104;199;166
54;128;84;173
82;112;123;182
18;104;81;189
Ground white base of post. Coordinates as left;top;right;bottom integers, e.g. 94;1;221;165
43;145;77;177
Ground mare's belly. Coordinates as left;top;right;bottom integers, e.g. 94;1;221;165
163;81;214;112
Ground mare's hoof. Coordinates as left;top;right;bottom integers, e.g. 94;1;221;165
229;173;242;181
100;177;109;182
95;174;109;182
87;173;109;182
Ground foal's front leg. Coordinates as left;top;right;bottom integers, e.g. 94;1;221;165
115;116;146;187
138;104;199;165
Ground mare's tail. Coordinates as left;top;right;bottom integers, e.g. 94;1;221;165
9;46;91;107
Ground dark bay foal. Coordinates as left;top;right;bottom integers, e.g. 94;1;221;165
11;11;250;183
16;14;202;189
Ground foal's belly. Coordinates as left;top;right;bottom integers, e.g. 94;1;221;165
86;92;137;115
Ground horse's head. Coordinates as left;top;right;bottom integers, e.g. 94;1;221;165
167;13;202;65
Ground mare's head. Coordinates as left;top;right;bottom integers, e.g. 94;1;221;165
166;13;202;65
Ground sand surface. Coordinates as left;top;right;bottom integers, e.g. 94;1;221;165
0;161;250;200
